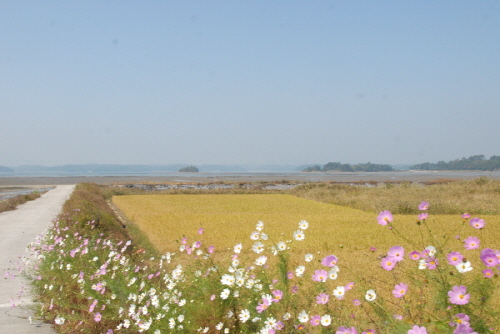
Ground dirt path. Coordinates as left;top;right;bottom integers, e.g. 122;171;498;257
0;185;75;333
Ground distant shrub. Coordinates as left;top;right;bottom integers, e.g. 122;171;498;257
179;165;199;172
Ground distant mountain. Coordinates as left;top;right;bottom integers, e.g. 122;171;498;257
0;165;14;172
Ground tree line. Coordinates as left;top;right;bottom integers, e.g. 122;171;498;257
411;155;500;171
303;162;394;172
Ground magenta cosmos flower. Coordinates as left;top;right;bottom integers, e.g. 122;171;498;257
480;251;499;267
336;326;358;334
448;285;470;305
381;257;397;271
392;283;408;298
321;255;338;267
482;269;494;278
470;217;485;229
362;330;375;334
463;236;480;250
312;269;328;282
418;201;429;210
409;251;421;260
377;210;393;225
418;212;428;221
407;325;428;334
387;246;405;262
447;252;464;266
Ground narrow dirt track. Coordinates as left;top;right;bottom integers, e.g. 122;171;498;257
0;185;75;334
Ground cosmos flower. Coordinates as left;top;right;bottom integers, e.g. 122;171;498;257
304;253;314;262
312;269;328;282
407;325;428;334
239;309;250;323
447;252;464;266
365;289;376;302
463;236;480;250
469;218;485;229
310;315;321;326
377;210;393;225
418;201;429;210
321;255;338;267
316;293;329;304
387;246;405;262
392;283;408;298
298;220;309;230
448;285;470;305
381;257;397;271
321;314;332;326
455;261;473;273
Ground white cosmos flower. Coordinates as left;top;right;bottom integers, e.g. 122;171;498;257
328;269;338;280
239;309;250;323
418;259;427;270
297;310;309;323
255;256;267;266
260;233;269;240
264;317;277;329
277;241;287;251
293;230;305;241
298;220;309;230
256;221;264;231
365;289;377;301
304;253;314;262
456;261;473;273
234;243;242;254
252;242;265;254
283;312;291;320
295;265;305;277
54;315;65;325
220;289;230;300
216;322;223;330
320;314;331;326
221;274;235;286
333;286;345;299
250;232;260;241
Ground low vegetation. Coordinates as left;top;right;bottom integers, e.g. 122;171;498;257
21;179;500;333
0;191;42;213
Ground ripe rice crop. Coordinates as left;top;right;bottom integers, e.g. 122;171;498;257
112;194;499;279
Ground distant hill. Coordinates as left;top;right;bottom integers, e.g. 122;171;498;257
0;165;14;172
411;155;500;171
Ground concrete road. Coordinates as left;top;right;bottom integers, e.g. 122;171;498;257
0;185;75;333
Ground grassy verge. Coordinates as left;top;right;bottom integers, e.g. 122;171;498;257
0;191;43;213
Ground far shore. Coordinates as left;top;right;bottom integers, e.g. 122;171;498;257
1;170;500;186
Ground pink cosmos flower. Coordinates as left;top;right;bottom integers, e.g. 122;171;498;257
482;269;494;278
387;246;405;262
418;213;428;221
425;257;438;269
362;330;375;334
321;255;338;267
198;228;204;234
480;251;499;267
336;326;358;334
377;210;393;225
461;213;471;220
409;251;421;260
369;247;377;252
392;283;408;298
448;285;470;305
418;201;429;210
310;315;321;326
312;269;328;282
470;218;485;229
447;252;464;266
454;324;476;334
272;290;283;302
352;299;361;306
287;271;294;279
407;325;428;334
208;245;215;254
381;257;397;271
463;236;480;250
345;282;355;290
316;293;329;304
450;313;470;327
94;312;102;322
256;299;270;313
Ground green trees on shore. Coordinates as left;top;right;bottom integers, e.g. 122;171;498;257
411;155;500;171
303;162;394;172
179;165;199;172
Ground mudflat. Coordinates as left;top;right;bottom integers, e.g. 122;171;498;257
1;171;499;187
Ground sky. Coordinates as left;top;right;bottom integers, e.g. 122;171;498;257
1;1;500;167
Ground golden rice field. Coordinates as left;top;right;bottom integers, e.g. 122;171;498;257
112;194;499;282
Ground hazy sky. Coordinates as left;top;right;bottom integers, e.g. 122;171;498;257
2;1;499;166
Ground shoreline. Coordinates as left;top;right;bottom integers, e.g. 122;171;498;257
1;170;499;186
